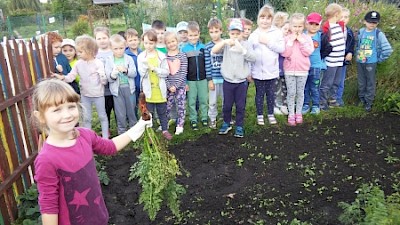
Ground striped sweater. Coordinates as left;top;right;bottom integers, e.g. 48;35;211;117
204;41;224;83
165;52;188;89
324;23;345;67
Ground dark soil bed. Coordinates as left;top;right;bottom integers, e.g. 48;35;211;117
103;113;400;225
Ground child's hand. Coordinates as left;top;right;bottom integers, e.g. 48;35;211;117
247;75;253;83
126;116;153;141
51;73;64;80
169;86;176;93
208;80;215;91
225;39;235;47
56;65;63;73
296;34;304;43
185;84;189;91
117;65;127;73
258;33;269;45
345;53;353;61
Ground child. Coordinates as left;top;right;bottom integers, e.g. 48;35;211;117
164;31;188;135
94;26;114;125
241;18;253;40
272;11;290;116
249;6;285;125
181;21;208;130
281;13;314;126
61;38;80;89
33;79;151;225
105;34;137;135
124;28;142;116
53;35;109;138
319;3;346;110
176;21;189;49
302;12;331;115
47;32;79;94
205;18;224;129
356;10;393;111
336;8;355;107
212;18;256;137
137;29;173;140
152;20;167;54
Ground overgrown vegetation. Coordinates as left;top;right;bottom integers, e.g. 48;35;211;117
14;184;41;225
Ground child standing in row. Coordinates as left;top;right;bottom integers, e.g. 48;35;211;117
54;35;109;137
105;34;137;135
182;21;208;130
138;30;172;140
212;18;256;137
205;18;224;129
241;18;253;40
249;5;285;125
164;31;188;135
61;38;80;89
282;13;314;126
176;21;189;50
152;20;168;54
33;79;151;225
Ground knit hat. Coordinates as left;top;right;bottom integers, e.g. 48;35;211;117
228;18;243;31
306;12;322;24
364;11;380;23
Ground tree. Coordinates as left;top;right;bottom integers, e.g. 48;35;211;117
9;0;42;14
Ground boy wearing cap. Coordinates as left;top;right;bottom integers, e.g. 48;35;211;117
302;12;332;115
176;21;188;50
356;10;393;112
61;38;80;93
212;18;256;138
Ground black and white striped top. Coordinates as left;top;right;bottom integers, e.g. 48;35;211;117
325;23;345;67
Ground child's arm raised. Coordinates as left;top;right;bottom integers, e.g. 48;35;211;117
298;34;314;57
154;57;170;78
126;57;137;78
212;39;229;54
112;118;152;150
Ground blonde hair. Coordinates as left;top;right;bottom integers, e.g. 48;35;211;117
110;34;126;46
325;3;342;19
32;79;81;133
125;28;139;39
273;11;289;28
258;4;274;19
289;13;306;24
342;7;350;15
187;21;200;32
164;31;178;43
207;18;223;30
93;26;110;38
75;35;98;58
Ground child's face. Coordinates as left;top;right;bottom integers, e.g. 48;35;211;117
364;21;378;31
208;27;222;42
41;102;80;136
257;15;272;30
228;29;242;41
126;36;140;51
111;42;126;58
341;11;350;25
76;46;91;61
62;45;76;61
143;35;156;52
290;19;305;35
52;41;62;57
154;28;165;45
306;22;320;35
281;23;290;36
95;32;110;50
187;30;200;45
178;30;188;43
242;25;252;39
165;36;178;51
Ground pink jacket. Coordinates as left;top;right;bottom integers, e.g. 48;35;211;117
281;33;314;76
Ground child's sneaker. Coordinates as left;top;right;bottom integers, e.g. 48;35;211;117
175;126;183;135
267;114;277;125
273;107;283;115
190;121;198;130
234;126;244;138
209;120;217;129
257;115;265;125
295;114;303;124
219;122;232;135
230;120;236;125
310;106;320;114
302;105;310;115
162;131;173;140
365;103;372;112
201;120;208;127
288;115;296;126
280;106;289;115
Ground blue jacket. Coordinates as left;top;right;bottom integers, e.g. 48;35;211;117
55;54;79;93
344;26;355;64
125;47;142;92
357;28;393;63
181;41;206;81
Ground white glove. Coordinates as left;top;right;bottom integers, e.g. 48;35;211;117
126;117;153;141
111;68;119;80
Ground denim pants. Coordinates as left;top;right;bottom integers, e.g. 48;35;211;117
81;95;109;138
147;102;168;131
223;81;247;127
254;78;276;115
357;62;377;105
304;67;321;107
336;65;347;105
319;66;343;106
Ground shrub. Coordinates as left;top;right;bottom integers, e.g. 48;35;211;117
15;184;42;225
382;92;400;115
71;15;90;37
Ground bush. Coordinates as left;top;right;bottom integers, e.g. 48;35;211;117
71;15;90;37
15;184;41;225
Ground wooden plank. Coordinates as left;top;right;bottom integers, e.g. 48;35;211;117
0;195;11;225
32;40;43;80
0;88;33;112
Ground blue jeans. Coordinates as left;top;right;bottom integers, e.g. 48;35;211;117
147;102;168;131
304;67;321;107
336;65;347;105
357;63;377;105
319;66;343;107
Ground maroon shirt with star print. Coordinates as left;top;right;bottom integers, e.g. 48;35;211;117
34;128;117;225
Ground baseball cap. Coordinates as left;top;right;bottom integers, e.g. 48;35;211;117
176;21;188;32
228;18;243;31
61;38;75;48
306;12;322;24
364;11;380;23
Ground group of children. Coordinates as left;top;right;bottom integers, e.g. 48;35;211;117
32;3;393;225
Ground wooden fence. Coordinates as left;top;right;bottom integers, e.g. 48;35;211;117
0;37;52;225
